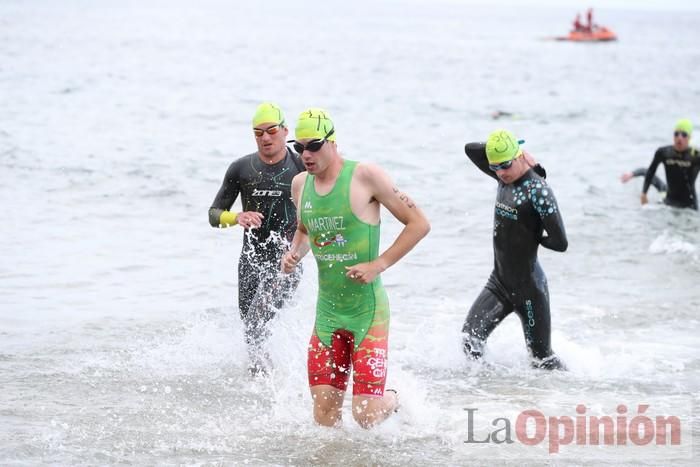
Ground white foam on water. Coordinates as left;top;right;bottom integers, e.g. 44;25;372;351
128;309;246;376
649;230;697;256
2;1;700;464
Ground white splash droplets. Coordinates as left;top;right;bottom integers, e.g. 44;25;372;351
649;230;697;255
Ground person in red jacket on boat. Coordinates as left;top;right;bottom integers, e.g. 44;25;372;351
573;13;583;32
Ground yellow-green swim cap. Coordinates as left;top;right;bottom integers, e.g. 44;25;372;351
485;129;523;164
252;102;285;128
295;108;336;141
674;118;693;135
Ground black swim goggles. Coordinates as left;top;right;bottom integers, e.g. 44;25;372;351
488;159;514;172
674;131;689;138
288;127;335;154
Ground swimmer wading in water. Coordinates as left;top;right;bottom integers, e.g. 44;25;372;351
281;108;430;428
462;129;568;370
209;103;305;376
640;119;700;210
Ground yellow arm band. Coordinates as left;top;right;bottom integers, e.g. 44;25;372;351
219;211;238;227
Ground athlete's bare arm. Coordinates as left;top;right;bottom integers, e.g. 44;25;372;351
344;163;430;284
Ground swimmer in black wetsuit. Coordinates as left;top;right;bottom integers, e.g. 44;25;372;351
209;102;305;375
462;129;568;370
640;119;700;210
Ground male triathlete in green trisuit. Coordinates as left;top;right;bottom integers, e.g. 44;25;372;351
281;108;430;429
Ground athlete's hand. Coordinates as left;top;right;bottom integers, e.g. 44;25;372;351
237;211;264;229
345;261;384;285
640;193;648;205
620;172;633;183
281;251;300;274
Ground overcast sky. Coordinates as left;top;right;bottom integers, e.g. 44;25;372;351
430;0;699;11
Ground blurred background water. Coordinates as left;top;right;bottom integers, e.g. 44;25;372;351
1;0;698;464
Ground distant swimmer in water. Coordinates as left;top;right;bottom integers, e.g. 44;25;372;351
638;119;700;210
491;110;520;120
281;108;430;428
209;103;305;376
462;130;568;370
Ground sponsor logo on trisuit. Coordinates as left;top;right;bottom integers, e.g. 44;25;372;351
252;189;283;197
495;201;518;220
307;216;345;232
667;159;691;168
313;233;348;248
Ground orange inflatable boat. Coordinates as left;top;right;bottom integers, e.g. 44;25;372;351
556;27;617;42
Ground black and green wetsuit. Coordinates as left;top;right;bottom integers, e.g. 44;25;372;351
209;148;305;359
642;145;700;210
462;143;568;370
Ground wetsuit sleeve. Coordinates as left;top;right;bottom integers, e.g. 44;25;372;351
642;149;664;194
208;161;241;227
529;181;568;252
692;149;700;190
291;151;306;172
533;164;547;179
464;142;498;180
631;167;666;192
692;148;700;170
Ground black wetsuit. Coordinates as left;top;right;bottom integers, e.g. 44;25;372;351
462;143;568;370
209;148;305;367
642;146;700;210
627;168;667;193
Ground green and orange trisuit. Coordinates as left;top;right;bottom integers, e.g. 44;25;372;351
301;160;390;396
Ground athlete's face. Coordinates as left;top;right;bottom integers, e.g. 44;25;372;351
253;122;289;160
673;130;690;152
494;155;528;184
299;139;334;174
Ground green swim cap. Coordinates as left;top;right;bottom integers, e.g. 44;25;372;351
674;118;693;135
295;108;336;141
252;102;285;128
485;129;523;164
